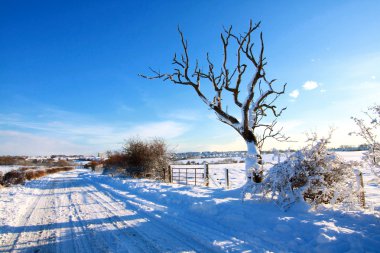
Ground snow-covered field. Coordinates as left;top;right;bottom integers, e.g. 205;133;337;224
0;151;379;252
0;165;22;174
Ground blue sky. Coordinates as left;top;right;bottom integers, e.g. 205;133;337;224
1;0;379;155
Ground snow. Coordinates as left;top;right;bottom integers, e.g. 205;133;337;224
0;165;22;173
0;151;379;252
245;141;261;176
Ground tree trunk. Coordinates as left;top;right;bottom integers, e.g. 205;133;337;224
245;141;263;183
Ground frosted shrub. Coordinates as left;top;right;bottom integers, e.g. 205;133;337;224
351;104;380;178
260;134;360;209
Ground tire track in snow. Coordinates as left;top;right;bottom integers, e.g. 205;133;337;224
90;176;279;252
86;182;208;252
62;176;97;253
65;174;157;253
84;175;225;252
74;177;166;252
3;178;52;252
2;170;262;252
30;178;60;252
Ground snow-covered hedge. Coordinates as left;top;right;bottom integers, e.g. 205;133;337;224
256;134;361;209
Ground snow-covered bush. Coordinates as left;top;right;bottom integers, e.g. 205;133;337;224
351;104;380;178
257;134;361;209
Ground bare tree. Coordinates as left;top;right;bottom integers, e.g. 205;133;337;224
140;21;287;183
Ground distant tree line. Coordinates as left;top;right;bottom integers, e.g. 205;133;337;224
0;156;72;167
329;144;369;152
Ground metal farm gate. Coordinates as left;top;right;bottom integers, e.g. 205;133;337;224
170;166;205;186
169;164;230;188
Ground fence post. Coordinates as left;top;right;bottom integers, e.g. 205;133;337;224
225;168;230;189
169;165;172;183
358;171;366;208
204;163;209;187
185;168;188;185
194;168;197;186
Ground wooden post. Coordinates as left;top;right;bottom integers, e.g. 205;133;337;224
169;165;172;183
359;172;366;208
185;168;188;185
204;164;209;187
194;168;197;186
225;168;230;189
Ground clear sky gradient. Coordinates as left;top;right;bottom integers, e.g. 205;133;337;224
1;0;379;155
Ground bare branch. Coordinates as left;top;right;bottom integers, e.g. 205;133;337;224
140;20;288;154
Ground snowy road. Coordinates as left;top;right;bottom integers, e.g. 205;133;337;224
0;170;249;252
1;168;380;253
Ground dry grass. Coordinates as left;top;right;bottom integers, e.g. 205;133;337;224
45;166;74;174
25;170;35;180
25;170;47;180
18;166;38;172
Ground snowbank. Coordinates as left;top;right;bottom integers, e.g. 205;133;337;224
0;151;378;252
87;164;380;252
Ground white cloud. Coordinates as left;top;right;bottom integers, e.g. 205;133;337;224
302;80;319;90
162;109;201;121
0;111;190;155
0;130;90;156
126;121;189;139
289;89;300;98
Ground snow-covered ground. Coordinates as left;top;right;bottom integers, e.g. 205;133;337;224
0;165;22;174
0;152;379;252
